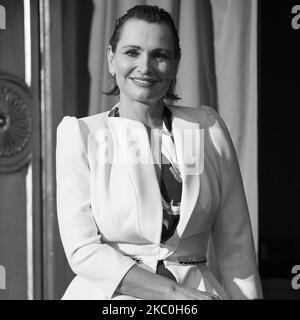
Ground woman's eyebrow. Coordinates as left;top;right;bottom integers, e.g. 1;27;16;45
121;45;141;50
121;45;172;54
153;48;172;55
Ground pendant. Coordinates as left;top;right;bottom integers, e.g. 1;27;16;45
162;198;180;216
169;165;182;183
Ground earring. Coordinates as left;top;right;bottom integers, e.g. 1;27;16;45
111;71;115;77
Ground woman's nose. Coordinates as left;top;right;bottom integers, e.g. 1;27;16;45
137;54;152;74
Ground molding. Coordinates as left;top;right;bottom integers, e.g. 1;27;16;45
39;0;64;299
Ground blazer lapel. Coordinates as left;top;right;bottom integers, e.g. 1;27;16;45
107;117;163;244
171;114;204;238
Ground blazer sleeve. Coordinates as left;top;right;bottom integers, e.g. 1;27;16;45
205;107;263;299
56;116;136;299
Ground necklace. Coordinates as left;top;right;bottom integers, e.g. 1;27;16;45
161;135;182;183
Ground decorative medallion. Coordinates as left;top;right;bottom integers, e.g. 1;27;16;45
0;86;32;156
0;75;33;172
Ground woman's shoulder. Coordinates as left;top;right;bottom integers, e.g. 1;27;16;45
56;110;112;147
168;104;234;158
166;104;221;128
57;110;111;132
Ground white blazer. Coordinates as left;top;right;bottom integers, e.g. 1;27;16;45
56;104;263;300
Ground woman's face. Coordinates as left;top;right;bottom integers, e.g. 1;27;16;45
108;19;179;105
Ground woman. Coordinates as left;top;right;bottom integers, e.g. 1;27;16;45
56;5;263;300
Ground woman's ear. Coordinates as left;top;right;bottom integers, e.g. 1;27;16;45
107;45;115;76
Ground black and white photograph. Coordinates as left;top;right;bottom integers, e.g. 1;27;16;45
0;0;299;303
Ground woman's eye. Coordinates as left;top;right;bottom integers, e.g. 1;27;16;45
153;52;169;60
125;50;139;57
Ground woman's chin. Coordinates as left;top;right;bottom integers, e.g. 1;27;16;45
135;96;162;105
127;92;163;104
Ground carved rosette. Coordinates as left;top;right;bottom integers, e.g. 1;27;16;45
0;76;33;172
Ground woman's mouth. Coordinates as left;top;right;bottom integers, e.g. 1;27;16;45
130;78;158;87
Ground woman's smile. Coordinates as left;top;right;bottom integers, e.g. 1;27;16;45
130;76;159;87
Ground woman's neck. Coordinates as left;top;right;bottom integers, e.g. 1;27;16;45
118;96;164;129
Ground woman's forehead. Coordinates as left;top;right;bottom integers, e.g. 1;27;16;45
117;19;174;50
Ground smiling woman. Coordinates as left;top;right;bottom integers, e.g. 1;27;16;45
56;4;263;300
106;19;178;118
104;5;181;104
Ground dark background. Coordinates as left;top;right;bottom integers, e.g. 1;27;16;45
258;0;300;297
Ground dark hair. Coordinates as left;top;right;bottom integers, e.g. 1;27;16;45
103;5;181;101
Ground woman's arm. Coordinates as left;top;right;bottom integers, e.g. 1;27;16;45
207;108;263;299
56;117;136;299
116;264;219;300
